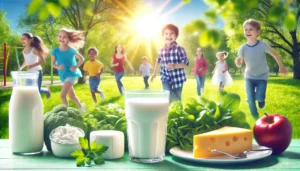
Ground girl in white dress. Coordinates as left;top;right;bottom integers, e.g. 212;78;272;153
212;51;233;91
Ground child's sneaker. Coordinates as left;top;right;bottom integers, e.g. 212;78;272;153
100;91;105;100
121;87;125;94
46;86;51;99
258;101;265;109
79;103;86;113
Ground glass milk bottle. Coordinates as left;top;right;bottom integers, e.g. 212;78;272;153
9;71;44;154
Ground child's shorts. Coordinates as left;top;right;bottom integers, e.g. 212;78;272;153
64;77;77;84
89;76;100;92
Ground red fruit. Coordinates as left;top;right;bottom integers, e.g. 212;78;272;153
253;113;292;154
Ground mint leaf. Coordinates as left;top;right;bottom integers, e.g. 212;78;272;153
94;157;105;165
90;140;98;151
76;156;85;167
72;137;108;167
96;144;108;156
79;137;89;150
71;150;85;158
85;157;91;165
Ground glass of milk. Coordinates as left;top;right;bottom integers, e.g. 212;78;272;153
125;90;169;163
9;71;44;154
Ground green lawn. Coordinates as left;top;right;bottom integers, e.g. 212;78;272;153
3;75;60;82
1;74;300;139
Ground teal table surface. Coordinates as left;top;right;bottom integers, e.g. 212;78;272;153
0;139;300;170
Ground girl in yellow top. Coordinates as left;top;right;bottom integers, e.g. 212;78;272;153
83;47;104;103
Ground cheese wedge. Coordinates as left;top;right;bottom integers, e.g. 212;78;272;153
193;126;252;158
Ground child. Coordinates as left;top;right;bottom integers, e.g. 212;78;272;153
51;28;86;112
151;24;189;102
193;47;208;97
212;51;233;91
139;56;152;89
83;47;105;103
110;45;134;95
20;32;51;98
235;19;288;118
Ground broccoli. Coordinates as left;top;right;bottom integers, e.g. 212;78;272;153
44;104;88;152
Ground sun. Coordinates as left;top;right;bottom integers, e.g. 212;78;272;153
111;0;185;62
132;13;164;38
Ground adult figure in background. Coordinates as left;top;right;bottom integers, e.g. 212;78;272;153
193;47;208;97
110;45;134;95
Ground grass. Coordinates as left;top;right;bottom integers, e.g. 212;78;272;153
3;75;60;82
1;74;300;139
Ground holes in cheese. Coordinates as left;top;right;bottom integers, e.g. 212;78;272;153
209;137;216;143
193;126;253;158
232;136;238;142
225;141;230;147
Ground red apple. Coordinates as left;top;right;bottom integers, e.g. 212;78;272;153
253;113;292;154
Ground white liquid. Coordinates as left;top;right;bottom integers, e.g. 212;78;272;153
125;98;169;158
9;86;44;153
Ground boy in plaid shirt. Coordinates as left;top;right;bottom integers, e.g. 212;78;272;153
151;24;189;102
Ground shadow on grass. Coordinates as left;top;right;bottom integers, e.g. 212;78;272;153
100;95;123;106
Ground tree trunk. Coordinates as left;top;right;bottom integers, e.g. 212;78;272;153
290;30;300;79
77;47;86;84
293;54;300;79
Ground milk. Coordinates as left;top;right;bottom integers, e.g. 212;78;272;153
9;86;44;154
125;97;169;159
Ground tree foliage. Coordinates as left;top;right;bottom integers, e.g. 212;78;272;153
183;0;299;79
0;11;23;75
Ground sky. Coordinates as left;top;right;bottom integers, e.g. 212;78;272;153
0;0;224;33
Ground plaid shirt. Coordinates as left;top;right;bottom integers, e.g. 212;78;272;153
156;42;189;89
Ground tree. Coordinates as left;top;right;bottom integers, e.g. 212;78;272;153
222;1;299;78
182;0;299;79
27;0;143;83
60;0;143;83
180;27;232;75
0;11;22;74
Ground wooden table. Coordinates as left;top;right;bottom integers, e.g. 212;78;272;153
0;140;300;170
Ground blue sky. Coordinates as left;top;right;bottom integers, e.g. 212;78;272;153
0;0;223;33
0;0;29;32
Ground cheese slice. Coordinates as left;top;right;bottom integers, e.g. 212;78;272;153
193;126;252;158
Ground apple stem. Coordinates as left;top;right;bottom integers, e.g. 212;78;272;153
264;113;270;123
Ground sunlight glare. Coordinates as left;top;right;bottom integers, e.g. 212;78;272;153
133;14;164;38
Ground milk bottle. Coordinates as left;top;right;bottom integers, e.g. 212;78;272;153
9;71;44;154
125;90;169;163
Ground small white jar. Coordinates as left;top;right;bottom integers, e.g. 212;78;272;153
90;130;124;159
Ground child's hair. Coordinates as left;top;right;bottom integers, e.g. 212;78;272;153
22;32;49;58
243;19;261;31
142;56;148;61
162;24;179;37
115;45;124;54
59;28;85;49
216;51;228;59
197;47;204;57
88;47;98;56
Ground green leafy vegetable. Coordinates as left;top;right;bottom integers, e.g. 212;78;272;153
71;137;108;167
166;93;250;151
